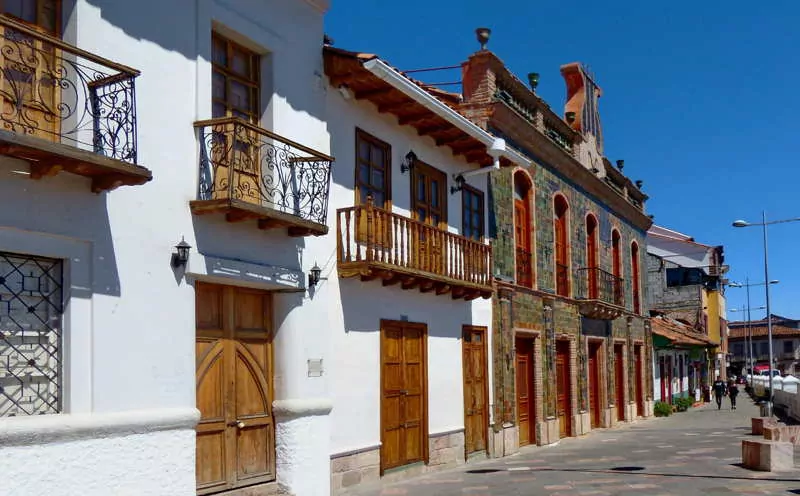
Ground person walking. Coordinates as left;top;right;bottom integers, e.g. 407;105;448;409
728;378;739;410
712;376;727;410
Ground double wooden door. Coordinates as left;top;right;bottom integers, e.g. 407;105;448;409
614;344;625;421
588;342;601;429
381;320;427;472
411;161;446;274
515;337;536;446
463;326;488;456
634;345;644;417
195;283;275;495
555;341;572;438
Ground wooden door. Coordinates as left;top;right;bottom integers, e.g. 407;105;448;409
554;198;569;297
381;320;427;472
555;341;572;438
411;161;446;274
463;326;488;456
515;337;536;446
634;345;644;417
196;283;275;495
614;344;625;421
514;199;532;287
588;342;601;428
586;216;598;298
0;0;62;141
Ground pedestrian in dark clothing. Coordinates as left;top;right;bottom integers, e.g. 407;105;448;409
728;379;739;410
712;376;727;410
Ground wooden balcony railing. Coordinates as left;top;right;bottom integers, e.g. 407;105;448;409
0;15;151;191
575;267;624;307
191;117;333;236
516;247;533;288
336;197;493;300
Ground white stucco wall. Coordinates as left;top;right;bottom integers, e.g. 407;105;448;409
320;79;494;456
0;0;332;495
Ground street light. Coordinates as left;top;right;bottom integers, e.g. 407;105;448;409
730;304;768;376
732;213;800;416
729;279;778;377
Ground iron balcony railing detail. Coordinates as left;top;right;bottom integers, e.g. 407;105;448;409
575;267;624;307
195;117;333;225
0;15;139;163
337;197;492;287
516;246;533;288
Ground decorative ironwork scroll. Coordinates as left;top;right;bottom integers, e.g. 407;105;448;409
0;252;63;416
196;118;332;225
575;267;625;307
0;16;139;163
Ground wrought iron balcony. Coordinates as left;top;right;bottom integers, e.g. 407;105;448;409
0;15;151;192
575;267;625;320
336;197;493;300
191;117;333;237
516;246;533;288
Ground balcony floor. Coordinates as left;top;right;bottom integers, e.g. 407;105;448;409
190;198;328;237
339;260;493;301
0;129;151;193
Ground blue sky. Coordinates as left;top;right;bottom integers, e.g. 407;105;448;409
325;1;800;320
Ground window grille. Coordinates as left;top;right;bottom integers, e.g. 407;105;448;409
0;252;63;416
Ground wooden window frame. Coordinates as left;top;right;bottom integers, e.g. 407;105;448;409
354;128;392;209
1;0;61;36
461;184;484;241
410;159;447;228
553;194;570;297
631;241;641;314
211;32;261;123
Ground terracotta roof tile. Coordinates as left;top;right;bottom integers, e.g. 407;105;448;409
652;316;716;347
729;324;800;339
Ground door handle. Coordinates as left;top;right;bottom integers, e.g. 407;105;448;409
228;420;246;429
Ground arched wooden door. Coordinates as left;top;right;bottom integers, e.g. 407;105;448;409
196;282;275;495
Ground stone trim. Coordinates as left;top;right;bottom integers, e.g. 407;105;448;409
330;443;382;460
272;398;333;419
0;407;200;447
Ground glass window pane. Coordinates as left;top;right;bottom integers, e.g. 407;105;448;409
230;81;251;112
417;180;425;201
4;0;36;23
359;164;370;185
417;209;426;223
212;38;227;66
473;212;481;228
372;145;385;167
212;71;226;100
232;48;251;76
359;189;370;204
431;214;439;226
474;333;481;342
371;169;384;188
359;140;370;161
212;102;226;118
372;191;385;207
431;181;439;206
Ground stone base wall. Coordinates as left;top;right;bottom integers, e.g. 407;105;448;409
626;402;637;421
331;446;380;494
601;408;614;429
644;400;655;417
574;412;591;435
489;424;519;458
537;418;560;445
331;430;466;494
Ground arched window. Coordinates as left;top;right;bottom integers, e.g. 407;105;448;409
514;171;533;287
611;230;623;306
585;214;598;298
631;241;641;314
554;195;569;297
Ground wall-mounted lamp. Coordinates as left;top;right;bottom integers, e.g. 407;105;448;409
308;262;328;288
565;111;576;124
450;174;466;194
527;72;539;91
171;236;192;268
400;150;417;174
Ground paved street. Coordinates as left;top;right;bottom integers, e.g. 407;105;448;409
348;389;800;495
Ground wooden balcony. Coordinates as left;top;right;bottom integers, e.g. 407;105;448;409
0;15;151;192
575;267;625;320
336;198;493;301
191;118;333;237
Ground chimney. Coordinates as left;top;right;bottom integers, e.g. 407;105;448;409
560;62;604;153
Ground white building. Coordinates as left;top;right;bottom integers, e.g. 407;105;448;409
320;47;529;492
0;1;335;495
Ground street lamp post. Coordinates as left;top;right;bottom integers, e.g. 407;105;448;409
729;279;777;376
733;213;800;416
730;303;768;376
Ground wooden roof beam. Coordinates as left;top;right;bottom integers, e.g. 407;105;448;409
377;100;414;114
397;111;431;125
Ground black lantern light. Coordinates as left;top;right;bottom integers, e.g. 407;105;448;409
475;27;491;50
527;72;539;91
450;174;466;195
172;236;191;268
400;150;417;174
308;262;327;288
565;111;576;124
